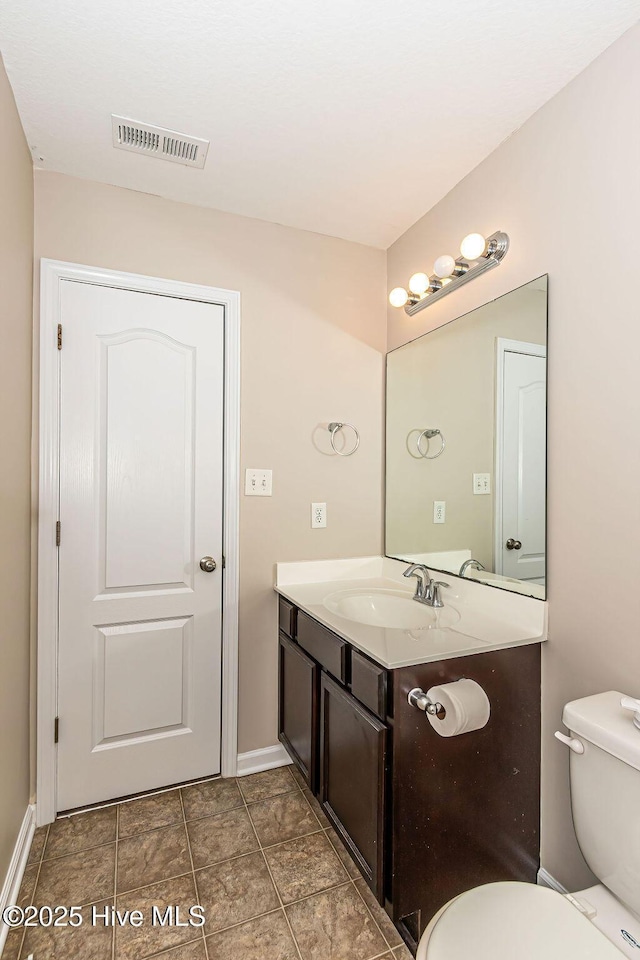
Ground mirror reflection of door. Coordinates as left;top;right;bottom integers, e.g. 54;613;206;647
385;275;548;600
495;339;546;586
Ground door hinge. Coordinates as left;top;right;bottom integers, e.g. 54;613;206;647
55;521;61;546
222;555;226;569
54;717;59;743
57;324;62;350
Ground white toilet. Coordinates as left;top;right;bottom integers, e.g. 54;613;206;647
416;691;640;960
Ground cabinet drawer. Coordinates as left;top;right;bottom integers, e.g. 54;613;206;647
297;612;348;683
351;650;387;720
278;598;297;640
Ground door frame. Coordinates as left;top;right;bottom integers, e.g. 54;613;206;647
493;337;546;576
37;259;241;826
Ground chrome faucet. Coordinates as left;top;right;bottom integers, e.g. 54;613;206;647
403;564;449;608
459;558;486;578
403;563;431;601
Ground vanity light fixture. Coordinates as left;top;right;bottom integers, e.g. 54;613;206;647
389;230;510;316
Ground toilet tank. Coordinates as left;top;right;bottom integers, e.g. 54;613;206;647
564;691;640;917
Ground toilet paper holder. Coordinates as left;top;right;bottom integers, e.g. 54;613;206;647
408;687;446;720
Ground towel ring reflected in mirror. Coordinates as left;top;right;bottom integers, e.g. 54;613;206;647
416;428;446;459
328;421;360;457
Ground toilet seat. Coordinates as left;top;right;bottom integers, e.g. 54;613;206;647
417;882;624;960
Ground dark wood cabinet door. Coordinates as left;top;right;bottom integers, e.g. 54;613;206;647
320;672;387;901
278;632;319;792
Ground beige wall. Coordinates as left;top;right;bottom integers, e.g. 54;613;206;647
33;170;386;758
387;24;640;890
0;56;33;876
387;282;546;571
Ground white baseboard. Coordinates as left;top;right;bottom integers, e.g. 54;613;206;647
0;804;36;954
236;744;293;777
537;867;569;894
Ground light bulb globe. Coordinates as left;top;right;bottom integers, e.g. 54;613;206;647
433;255;456;279
408;273;430;295
460;233;487;260
389;287;409;308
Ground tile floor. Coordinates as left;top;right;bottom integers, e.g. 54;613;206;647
2;765;413;960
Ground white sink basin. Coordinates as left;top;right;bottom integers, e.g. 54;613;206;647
323;588;461;630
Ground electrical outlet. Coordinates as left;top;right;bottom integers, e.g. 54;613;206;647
473;473;491;495
311;502;327;528
245;468;272;496
433;500;446;524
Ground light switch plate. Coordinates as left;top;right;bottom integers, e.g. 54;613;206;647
473;473;491;495
245;468;272;496
433;500;446;524
311;502;327;528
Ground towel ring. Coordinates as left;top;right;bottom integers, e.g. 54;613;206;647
417;428;446;460
328;421;360;457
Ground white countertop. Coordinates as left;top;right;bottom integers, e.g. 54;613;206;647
275;557;547;670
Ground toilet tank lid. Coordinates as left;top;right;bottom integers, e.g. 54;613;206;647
563;691;640;773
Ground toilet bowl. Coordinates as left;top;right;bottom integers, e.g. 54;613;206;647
416;691;640;959
416;882;626;960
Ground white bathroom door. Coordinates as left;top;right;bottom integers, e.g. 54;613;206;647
56;280;224;811
498;344;546;583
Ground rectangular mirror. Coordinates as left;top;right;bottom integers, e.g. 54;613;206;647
386;276;548;599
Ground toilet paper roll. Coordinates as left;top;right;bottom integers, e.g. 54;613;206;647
425;679;490;737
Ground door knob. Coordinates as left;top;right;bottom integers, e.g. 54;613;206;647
199;556;217;573
505;538;522;551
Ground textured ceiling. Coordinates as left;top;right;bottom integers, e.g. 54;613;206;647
1;0;639;247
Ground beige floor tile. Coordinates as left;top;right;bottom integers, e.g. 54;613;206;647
0;865;40;960
265;832;348;903
238;766;297;804
354;878;403;948
393;944;413;960
7;781;408;960
181;779;243;822
186;807;258;869
286;883;387;960
20;900;114;960
26;825;49;864
303;788;330;828
117;823;191;893
147;938;206;959
288;765;307;791
195;851;279;934
118;789;183;838
15;863;38;906
115;874;200;960
44;806;117;860
1;927;24;960
35;843;116;907
248;792;320;847
205;909;299;960
324;827;360;879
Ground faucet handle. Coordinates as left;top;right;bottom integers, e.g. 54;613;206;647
430;581;450;608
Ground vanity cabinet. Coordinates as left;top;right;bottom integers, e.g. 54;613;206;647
277;601;541;953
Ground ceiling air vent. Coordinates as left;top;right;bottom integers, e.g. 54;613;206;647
111;116;209;169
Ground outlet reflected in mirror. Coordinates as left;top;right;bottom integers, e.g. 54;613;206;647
385;276;548;600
